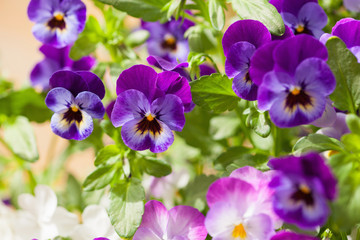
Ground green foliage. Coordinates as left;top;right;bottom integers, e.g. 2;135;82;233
94;144;122;166
109;178;145;238
244;107;271;138
190;73;240;113
346;114;360;134
293;134;344;155
208;0;225;31
228;0;285;36
140;157;172;178
83;165;118;191
209;113;240;140
64;174;84;211
125;30;150;48
97;0;168;21
3;116;39;162
185;26;217;52
326;37;360;113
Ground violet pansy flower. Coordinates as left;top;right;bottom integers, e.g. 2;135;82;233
271;231;319;240
133;200;207;240
344;0;360;12
317;112;350;140
255;35;336;128
268;152;337;229
111;65;191;153
27;0;86;48
142;17;193;63
45;70;105;141
223;20;271;101
31;44;95;89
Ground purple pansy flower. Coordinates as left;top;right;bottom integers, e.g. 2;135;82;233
344;0;360;12
27;0;86;48
317;112;350;140
133;200;207;240
320;18;360;63
45;70;105;140
255;35;336;128
222;20;272;101
271;231;319;240
111;65;190;153
142;17;194;63
205;167;279;239
271;0;327;38
31;44;95;89
268;152;337;229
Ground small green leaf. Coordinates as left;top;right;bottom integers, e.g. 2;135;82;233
141;157;172;177
97;0;168;22
94;145;122;166
228;0;285;35
209;0;225;31
249;111;271;138
346;114;360;134
109;178;145;238
190;73;239;113
3;116;39;162
167;0;182;19
83;165;118;191
125;30;150;48
326;37;360;113
209;113;240;140
64;174;83;211
293;133;344;155
185;26;217;52
341;133;360;153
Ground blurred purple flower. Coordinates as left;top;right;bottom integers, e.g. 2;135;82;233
268;152;337;229
317;112;350;140
45;70;105;140
133;200;207;240
142;18;193;63
31;44;95;89
344;0;360;12
320;18;360;63
223;20;272;101
271;231;319;240
27;0;86;48
255;35;336;127
111;65;190;152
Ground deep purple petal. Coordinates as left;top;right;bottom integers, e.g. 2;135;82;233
225;42;256;78
30;58;61;89
151;94;185;131
76;71;105;99
45;87;74;112
232;71;258;101
149;120;175;153
332;19;360;48
116;65;159;101
156;72;192;112
270;0;283;12
147;56;188;71
75;91;105;119
72;56;96;71
199;64;216;76
39;44;68;62
282;0;317;16
271;231;319;240
49;70;88;96
105;100;115;119
273;35;328;74
121;118;152;151
111;90;150;128
167;206;207;240
222;20;271;57
249;41;280;86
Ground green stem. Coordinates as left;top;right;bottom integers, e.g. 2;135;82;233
234;104;256;148
272;123;281;157
184;13;205;26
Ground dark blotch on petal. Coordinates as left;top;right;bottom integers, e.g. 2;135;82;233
47;15;66;30
63;108;82;124
161;34;177;51
136;116;162;136
285;89;312;111
291;184;314;206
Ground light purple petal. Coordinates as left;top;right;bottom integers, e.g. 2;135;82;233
76;71;105;99
133;227;162;240
75;91;105;119
30;58;61;89
350;46;360;63
167;206;207;240
225;42;256;78
151;95;185;132
45;87;74;113
298;3;327;37
32;24;58;46
311;98;336;127
27;0;56;22
222;20;271;57
245;214;274;240
344;0;360;12
149;120;175;153
121;118;152;151
147;56;188;71
317;112;350;140
232;70;258;101
319;33;331;45
111;89;150;127
49;70;88;97
230;166;274;191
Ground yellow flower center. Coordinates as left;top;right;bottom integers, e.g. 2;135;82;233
291;87;301;96
299;183;311;194
71;105;79;112
296;24;305;33
232;223;247;239
54;13;64;21
146;114;155;121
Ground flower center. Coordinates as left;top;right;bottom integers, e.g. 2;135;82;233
47;12;66;30
291;183;314;206
243;71;252;84
136;114;162;136
285;86;312;112
294;23;311;35
63;105;82;124
232;223;247;239
161;34;177;51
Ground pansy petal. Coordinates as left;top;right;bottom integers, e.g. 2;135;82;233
111;89;150;127
282;0;317;16
222;20;271;56
232;70;258;101
138;200;169;237
149;120;175;153
30;58;61;89
245;214;274;240
274;35;328;74
116;65;158;101
121;118;152;151
151;94;185;131
300;194;329;229
49;70;88;96
32;23;57;46
27;0;56;22
75;91;105;119
147;56;188;71
39;44;67;62
311;99;336;127
52;206;79;236
271;231;318;240
45;87;74;113
298;3;327;37
71;56;96;71
332;19;360;48
225;42;256;78
199;64;216;76
76;71;105;99
133;227;162;240
344;0;360;12
167;206;207;240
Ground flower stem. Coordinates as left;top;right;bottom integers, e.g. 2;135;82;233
272;123;281;157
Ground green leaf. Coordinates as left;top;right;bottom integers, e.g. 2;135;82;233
185;26;217;52
141;157;172;177
3;116;39;162
293;133;344;155
326;37;360;113
109;178;145;238
64;174;83;211
97;0;168;22
125;30;150;48
166;0;182;19
209;0;225;31
248;111;271;138
228;0;285;35
346;114;360;134
341;133;360;153
209;113;240;140
70;16;103;60
190;73;239;113
94;145;122;166
83;165;118;191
